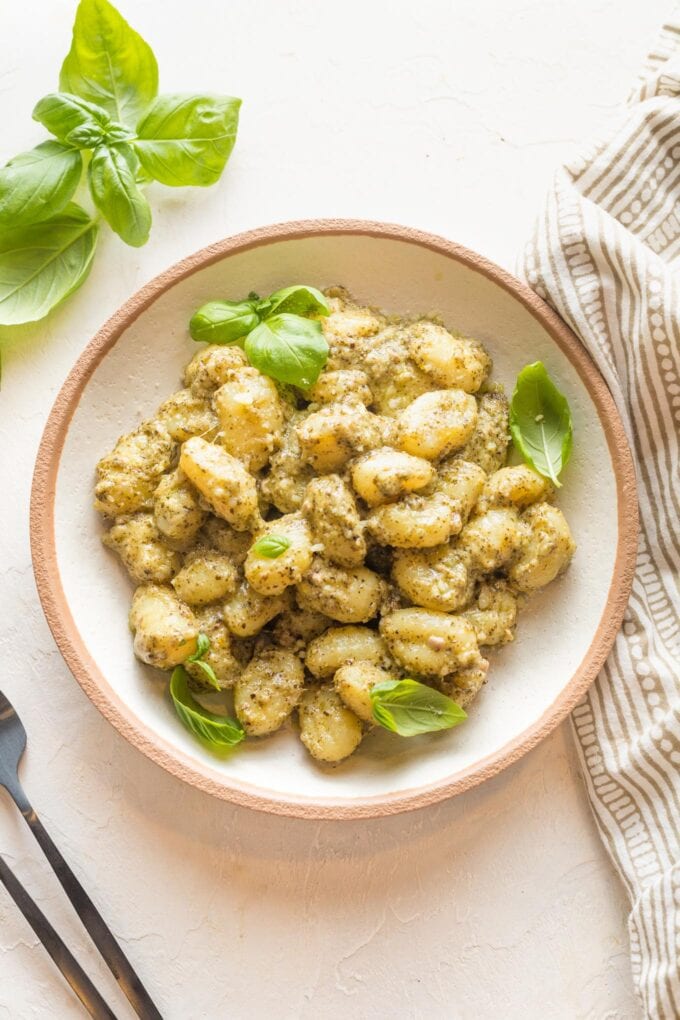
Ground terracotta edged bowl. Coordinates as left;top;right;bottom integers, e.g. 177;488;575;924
31;220;638;820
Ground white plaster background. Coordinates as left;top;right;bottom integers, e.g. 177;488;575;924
0;1;670;1017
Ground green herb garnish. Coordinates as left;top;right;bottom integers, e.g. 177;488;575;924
370;678;467;737
185;632;220;691
170;666;244;750
189;284;330;389
509;361;573;487
0;0;240;327
189;300;261;345
251;534;291;559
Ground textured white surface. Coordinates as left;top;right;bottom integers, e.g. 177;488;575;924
0;0;669;1016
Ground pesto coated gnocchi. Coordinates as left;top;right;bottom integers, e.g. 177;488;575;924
96;287;576;765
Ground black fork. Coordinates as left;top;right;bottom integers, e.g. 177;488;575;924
0;689;162;1019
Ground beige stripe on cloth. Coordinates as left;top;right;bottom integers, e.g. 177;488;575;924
520;9;680;1019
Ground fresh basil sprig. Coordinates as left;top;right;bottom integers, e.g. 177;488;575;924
0;143;84;228
170;666;244;750
0;205;98;326
185;632;220;691
251;534;291;559
0;0;240;328
189;300;261;344
256;285;329;319
189;284;330;389
510;361;573;487
370;678;467;737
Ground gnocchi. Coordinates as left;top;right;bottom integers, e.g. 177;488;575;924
296;558;383;623
298;685;364;763
244;514;313;596
97;287;575;765
185;607;241;689
171;549;239;606
153;468;206;550
302;475;366;567
380;608;481;677
103;512;180;583
351;448;434;507
305;626;391;679
213;368;283;472
397;389;478;460
234;648;304;736
129;584;198;669
179;436;259;531
408;320;490;393
334;662;392;723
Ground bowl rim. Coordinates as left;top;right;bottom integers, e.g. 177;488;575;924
30;218;638;820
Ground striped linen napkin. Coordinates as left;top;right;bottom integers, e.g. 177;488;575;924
519;10;680;1019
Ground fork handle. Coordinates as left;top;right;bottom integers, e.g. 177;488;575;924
0;853;117;1019
17;803;163;1020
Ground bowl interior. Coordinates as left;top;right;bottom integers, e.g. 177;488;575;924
48;228;624;812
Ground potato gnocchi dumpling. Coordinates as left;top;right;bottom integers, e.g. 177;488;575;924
97;288;575;765
305;626;391;679
234;648;304;736
334;662;392;723
180;437;259;531
298;685;364;763
260;414;315;513
302;475;366;567
244;514;313;596
455;388;510;474
153;468;207;550
397;389;478;460
185;608;241;690
95;420;176;517
296;399;387;472
309;369;373;406
463;581;518;647
213;368;284;472
380;608;482;677
103;513;181;583
366;492;461;549
392;545;474;613
129;584;198;669
183;344;249;395
223;582;291;638
351;448;434;507
171;549;239;606
508;503;576;592
296;558;383;623
408;320;491;393
155;389;219;443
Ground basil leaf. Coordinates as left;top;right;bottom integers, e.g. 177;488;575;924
60;0;159;125
88;143;151;247
257;285;330;319
33;92;111;145
67;120;134;150
189;300;260;345
187;632;211;662
185;634;220;690
190;659;221;691
245;313;329;388
0;142;83;227
509;361;573;487
0;203;98;326
170;666;244;749
251;534;291;559
370;679;467;737
134;94;241;187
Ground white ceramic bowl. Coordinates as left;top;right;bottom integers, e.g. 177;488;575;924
31;220;637;819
